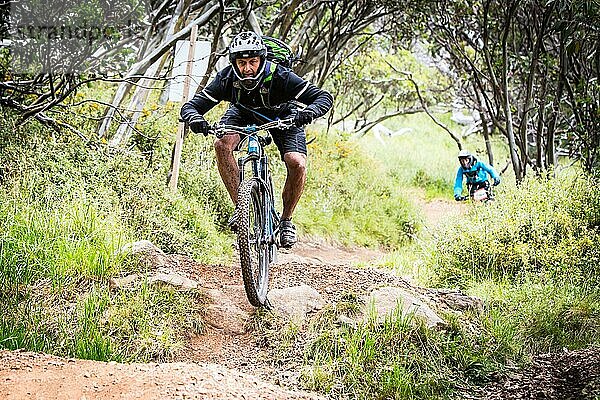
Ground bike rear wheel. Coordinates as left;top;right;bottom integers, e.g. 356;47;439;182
237;179;270;307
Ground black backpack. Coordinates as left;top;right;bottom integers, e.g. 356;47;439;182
262;36;301;68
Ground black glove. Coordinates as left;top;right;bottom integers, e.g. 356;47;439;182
493;177;501;186
294;109;315;127
189;116;210;136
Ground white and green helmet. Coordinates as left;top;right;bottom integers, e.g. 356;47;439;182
228;31;267;90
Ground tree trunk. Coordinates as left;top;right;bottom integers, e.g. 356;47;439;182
501;2;522;181
476;89;494;165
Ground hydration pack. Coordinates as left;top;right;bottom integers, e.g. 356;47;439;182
262;36;301;68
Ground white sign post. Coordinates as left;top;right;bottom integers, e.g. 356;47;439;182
168;39;211;102
168;27;211;192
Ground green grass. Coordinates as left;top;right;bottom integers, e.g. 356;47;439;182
0;187;206;361
474;280;600;356
290;127;420;248
0;110;219;361
429;172;600;287
361;113;510;200
290;302;503;399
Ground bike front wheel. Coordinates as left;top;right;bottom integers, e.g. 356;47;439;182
237;179;270;307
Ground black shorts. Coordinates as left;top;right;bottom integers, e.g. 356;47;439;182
468;180;490;196
220;105;307;160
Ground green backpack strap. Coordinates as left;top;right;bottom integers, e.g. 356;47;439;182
263;61;277;85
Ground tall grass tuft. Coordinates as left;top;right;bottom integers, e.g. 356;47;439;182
0;112;214;361
300;306;502;399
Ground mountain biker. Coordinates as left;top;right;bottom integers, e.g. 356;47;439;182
454;149;501;201
180;31;333;248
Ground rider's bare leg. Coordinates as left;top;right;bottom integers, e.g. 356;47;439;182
281;152;307;220
214;134;241;204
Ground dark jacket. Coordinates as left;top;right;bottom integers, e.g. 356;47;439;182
180;62;333;123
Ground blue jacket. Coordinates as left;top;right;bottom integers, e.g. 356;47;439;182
454;159;499;197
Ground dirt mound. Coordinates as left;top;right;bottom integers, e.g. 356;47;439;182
0;350;323;400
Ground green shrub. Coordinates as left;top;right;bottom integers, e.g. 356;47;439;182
428;171;600;360
299;307;503;399
292;129;419;248
475;280;600;355
430;172;600;287
0;113;216;361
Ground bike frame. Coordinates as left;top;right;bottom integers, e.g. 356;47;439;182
237;134;279;247
213;119;293;247
210;119;294;306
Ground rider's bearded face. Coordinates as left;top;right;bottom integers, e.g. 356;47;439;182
459;158;471;169
235;56;261;78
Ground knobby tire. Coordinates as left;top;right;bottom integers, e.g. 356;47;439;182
237;179;269;307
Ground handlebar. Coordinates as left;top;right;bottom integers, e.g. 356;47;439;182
209;118;295;138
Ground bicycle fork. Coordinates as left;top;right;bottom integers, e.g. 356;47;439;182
238;153;279;251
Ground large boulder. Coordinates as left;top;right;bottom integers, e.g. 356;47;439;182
116;240;170;269
203;289;250;335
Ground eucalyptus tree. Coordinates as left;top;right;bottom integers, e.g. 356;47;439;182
0;0;150;140
382;0;600;179
2;0;443;145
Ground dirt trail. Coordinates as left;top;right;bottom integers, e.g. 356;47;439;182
0;240;387;400
4;197;596;399
0;197;467;400
0;350;322;400
416;196;467;229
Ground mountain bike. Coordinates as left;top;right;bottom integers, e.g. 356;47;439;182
211;118;294;307
457;182;495;203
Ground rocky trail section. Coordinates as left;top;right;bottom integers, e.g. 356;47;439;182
2;239;462;399
3;197;598;399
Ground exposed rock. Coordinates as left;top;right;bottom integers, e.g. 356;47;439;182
110;270;200;291
427;288;484;313
267;285;325;322
148;271;199;290
117;240;170;268
362;286;446;329
109;273;140;289
204;289;250;335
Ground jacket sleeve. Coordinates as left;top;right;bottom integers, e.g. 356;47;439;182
280;69;333;118
454;168;464;197
180;70;228;122
481;162;500;180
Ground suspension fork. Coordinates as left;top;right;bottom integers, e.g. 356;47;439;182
260;154;280;245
